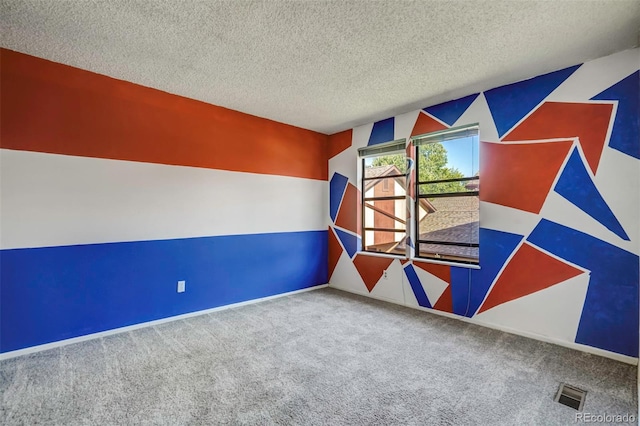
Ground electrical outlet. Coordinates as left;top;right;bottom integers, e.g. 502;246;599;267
383;270;388;279
177;280;186;293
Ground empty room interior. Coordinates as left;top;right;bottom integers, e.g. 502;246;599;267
1;1;639;424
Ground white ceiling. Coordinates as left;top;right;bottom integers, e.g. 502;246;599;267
1;1;639;135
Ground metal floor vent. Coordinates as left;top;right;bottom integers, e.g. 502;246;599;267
555;383;587;411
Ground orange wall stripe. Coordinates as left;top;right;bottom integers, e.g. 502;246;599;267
0;49;328;181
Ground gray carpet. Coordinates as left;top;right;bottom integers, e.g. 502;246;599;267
1;288;637;425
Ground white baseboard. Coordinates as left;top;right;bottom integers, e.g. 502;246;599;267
329;284;639;366
468;317;638;365
0;284;328;361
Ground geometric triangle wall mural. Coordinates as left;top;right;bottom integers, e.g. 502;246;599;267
484;64;580;137
592;71;639;159
480;141;573;214
554;148;629;240
423;93;479;127
503;102;613;175
403;264;432;308
328;227;343;279
411;112;447;137
328;50;639;359
477;242;583;314
353;254;393;292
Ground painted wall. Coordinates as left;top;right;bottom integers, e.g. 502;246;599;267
328;48;639;361
0;49;329;354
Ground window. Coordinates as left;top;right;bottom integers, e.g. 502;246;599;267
413;125;479;265
358;139;407;256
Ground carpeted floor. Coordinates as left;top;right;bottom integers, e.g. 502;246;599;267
1;287;637;425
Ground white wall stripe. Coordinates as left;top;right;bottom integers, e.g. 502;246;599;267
1;149;327;249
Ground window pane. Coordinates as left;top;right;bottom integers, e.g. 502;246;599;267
417;243;479;263
364;154;406;178
418;196;479;244
364;201;406;228
414;126;479;265
418;178;479;195
416;135;479;183
364;177;406;198
364;231;406;255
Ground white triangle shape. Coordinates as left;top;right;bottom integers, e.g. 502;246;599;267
370;258;405;303
329;250;367;294
474;273;590;343
395;110;421;141
546;49;640;103
540;191;634;253
590;147;639;255
480;201;540;239
412;263;449;306
454;93;500;143
402;265;420;307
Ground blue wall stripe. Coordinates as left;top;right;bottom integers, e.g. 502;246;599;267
0;230;328;353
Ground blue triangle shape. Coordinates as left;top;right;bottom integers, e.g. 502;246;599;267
485;64;581;138
527;219;639;357
555;148;629;240
334;228;360;258
592;71;639;159
329;173;349;222
403;264;431;308
368;117;395;146
424;93;480;126
451;228;523;317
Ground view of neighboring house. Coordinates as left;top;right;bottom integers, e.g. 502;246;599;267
363;165;407;251
365;164;479;259
418;195;479;259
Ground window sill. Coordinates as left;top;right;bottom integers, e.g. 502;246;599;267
356;251;482;269
358;251;407;260
411;257;481;270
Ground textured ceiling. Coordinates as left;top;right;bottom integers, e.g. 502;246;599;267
1;1;639;134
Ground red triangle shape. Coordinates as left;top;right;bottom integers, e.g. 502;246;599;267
478;243;583;314
353;254;394;292
503;102;613;174
413;261;451;284
411;112;447;137
328;227;343;280
433;285;453;313
335;184;361;236
481;141;573;213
